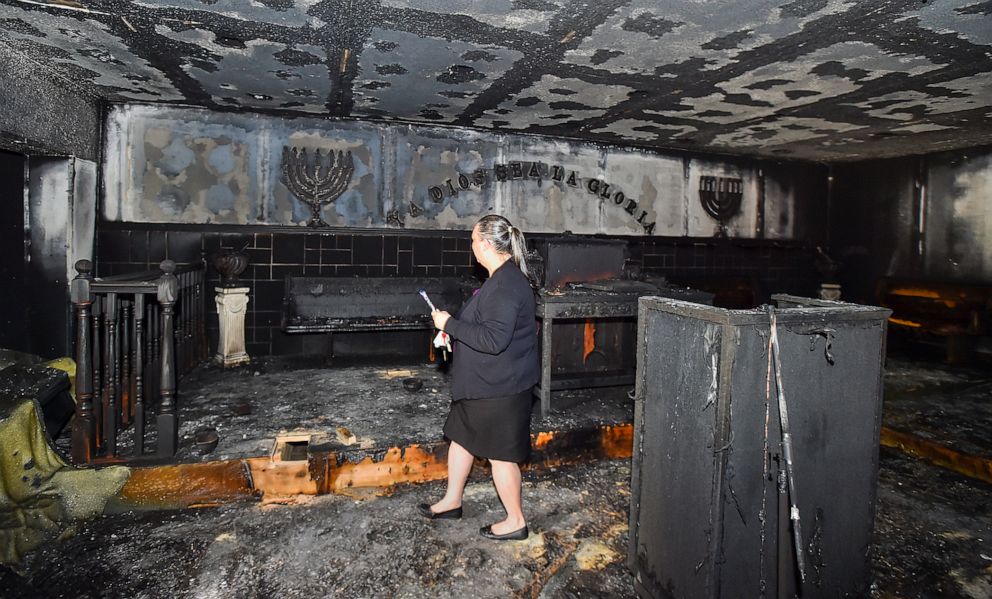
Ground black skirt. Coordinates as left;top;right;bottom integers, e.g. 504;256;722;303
443;388;534;463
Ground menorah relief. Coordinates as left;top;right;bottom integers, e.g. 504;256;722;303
280;146;355;227
699;175;743;223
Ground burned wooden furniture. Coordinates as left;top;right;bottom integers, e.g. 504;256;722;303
877;277;992;362
535;283;712;418
532;236;713;417
71;259;208;463
628;294;890;599
282;276;466;355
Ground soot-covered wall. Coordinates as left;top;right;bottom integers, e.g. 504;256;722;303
99;103;827;357
27;157;98;358
830;146;992;304
104;104;825;241
0;151;28;353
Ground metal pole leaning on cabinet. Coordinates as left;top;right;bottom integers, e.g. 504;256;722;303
767;306;806;585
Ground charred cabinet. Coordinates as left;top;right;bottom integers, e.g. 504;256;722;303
531;237;714;416
629;295;890;599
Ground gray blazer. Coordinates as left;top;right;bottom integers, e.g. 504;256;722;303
444;261;539;400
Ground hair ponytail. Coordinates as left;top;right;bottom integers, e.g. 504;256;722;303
508;225;530;280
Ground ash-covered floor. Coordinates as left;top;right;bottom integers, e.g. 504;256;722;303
3;459;635;599
81;356;633;463
7;353;992;598
882;357;992;458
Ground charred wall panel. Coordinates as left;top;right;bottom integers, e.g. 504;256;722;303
0;151;29;352
924;150;992;281
14;156;99;357
103;104;825;241
26;158;73;358
830;146;992;304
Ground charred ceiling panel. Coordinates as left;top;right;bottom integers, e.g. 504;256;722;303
353;28;523;121
1;0;990;161
105;104;822;239
1;9;183;101
0;44;101;159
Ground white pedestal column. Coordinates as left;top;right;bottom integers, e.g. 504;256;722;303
215;287;250;367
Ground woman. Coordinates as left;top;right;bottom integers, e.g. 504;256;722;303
420;214;540;541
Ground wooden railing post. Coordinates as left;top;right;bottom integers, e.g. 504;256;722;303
91;296;103;450
103;292;119;456
71;260;95;464
121;301;132;428
134;294;146;455
183;271;193;372
157;260;179;458
175;271;185;375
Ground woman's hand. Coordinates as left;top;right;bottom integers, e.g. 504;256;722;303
432;310;451;331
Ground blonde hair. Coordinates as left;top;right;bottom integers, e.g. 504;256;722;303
476;214;530;280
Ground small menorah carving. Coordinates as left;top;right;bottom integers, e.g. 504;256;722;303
280;146;355;227
699;176;743;222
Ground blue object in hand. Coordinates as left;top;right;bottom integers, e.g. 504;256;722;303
418;289;437;312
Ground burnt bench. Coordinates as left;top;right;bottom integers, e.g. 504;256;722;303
876;277;992;362
282;276;468;334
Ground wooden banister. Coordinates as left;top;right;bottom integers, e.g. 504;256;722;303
71;258;207;464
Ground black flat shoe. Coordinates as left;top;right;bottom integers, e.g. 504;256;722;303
480;524;529;541
418;503;462;520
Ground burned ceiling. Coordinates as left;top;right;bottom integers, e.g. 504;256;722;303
0;0;990;162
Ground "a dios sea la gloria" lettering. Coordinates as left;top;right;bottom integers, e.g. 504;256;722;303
425;161;657;235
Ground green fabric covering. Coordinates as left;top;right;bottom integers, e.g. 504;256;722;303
0;399;129;566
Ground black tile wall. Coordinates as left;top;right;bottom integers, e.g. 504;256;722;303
628;237;819;306
148;231;167;264
353;235;383;264
272;234;305;264
167;231;203;263
97;226;818;356
412;237;442;266
383;237;397;264
128;231;149;264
